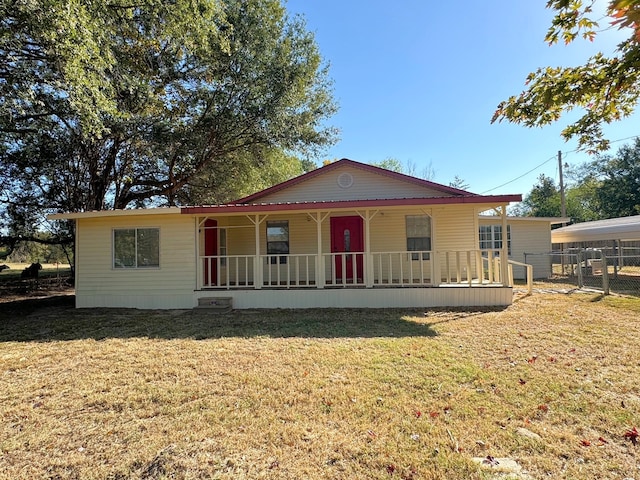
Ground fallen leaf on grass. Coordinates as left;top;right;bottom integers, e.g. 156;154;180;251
580;439;591;447
429;411;439;418
538;404;549;412
624;427;639;445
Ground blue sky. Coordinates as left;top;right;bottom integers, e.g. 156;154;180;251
285;0;639;197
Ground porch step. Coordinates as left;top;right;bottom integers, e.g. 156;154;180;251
196;297;233;312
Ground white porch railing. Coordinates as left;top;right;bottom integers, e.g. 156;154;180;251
507;259;533;294
198;250;524;289
371;251;432;286
322;252;366;287
260;254;317;288
439;249;503;286
200;255;255;289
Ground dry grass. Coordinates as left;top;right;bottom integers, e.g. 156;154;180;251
1;292;640;479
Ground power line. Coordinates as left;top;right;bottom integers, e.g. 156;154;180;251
481;155;555;194
481;134;640;195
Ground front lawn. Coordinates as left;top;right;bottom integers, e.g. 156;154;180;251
1;293;639;479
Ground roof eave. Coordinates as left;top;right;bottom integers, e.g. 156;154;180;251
47;207;182;220
181;194;522;215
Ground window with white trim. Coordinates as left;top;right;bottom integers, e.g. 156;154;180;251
113;228;160;268
406;215;431;260
266;221;289;264
479;225;511;255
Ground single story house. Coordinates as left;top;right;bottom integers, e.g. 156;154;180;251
478;216;569;279
50;159;524;309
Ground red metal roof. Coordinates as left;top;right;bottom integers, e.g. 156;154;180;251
181;194;522;215
233;158;476;204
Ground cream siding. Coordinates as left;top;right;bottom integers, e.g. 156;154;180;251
479;218;554;279
368;209;432;283
76;214;196;308
434;206;479;281
256;165;454;203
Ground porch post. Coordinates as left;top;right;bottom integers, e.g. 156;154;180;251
255;215;262;289
195;217;202;290
431;213;440;286
355;210;378;288
500;205;509;285
307;212;330;288
248;214;267;290
313;212;327;288
364;210;373;287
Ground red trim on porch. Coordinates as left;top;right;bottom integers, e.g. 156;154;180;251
233;158;476;204
181;194;522;215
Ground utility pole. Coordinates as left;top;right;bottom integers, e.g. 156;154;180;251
558;150;566;222
558;150;568;275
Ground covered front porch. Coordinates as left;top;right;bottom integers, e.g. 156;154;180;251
190;206;515;293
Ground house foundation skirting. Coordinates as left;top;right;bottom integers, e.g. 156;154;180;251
194;286;513;309
74;287;513;310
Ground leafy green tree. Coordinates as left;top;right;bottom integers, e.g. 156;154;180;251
492;0;640;152
518;171;601;222
449;175;470;191
592;138;640;217
517;139;640;221
371;158;404;173
521;174;562;217
0;0;337;253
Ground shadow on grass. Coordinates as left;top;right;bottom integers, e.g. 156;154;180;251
0;295;505;342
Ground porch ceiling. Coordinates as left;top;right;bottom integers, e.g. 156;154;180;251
181;194;522;216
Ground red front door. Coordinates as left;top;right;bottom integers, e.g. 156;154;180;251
330;216;364;283
204;219;218;285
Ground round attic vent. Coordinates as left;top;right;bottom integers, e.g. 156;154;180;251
337;172;354;188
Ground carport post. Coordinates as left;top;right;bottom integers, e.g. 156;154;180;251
602;254;610;295
576;248;583;288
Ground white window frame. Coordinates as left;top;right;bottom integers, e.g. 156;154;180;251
113;227;160;269
479;225;511;255
266;220;289;264
406;215;431;261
